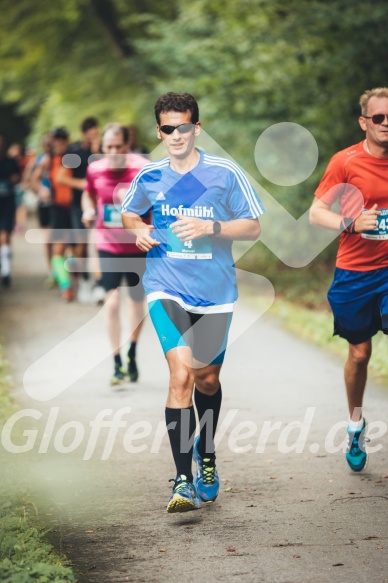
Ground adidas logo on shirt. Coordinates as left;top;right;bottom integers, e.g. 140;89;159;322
156;191;166;201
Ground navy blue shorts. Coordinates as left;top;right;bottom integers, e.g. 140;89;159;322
328;267;388;344
69;205;88;244
37;203;52;228
148;298;232;365
0;195;16;233
98;250;146;302
50;205;73;243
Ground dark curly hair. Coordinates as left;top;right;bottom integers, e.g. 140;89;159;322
154;92;199;125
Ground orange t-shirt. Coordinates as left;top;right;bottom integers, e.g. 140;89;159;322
315;141;388;271
50;155;72;206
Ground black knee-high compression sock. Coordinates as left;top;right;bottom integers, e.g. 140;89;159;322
128;341;136;360
194;385;222;458
165;406;196;482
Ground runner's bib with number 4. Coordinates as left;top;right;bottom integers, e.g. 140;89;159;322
361;208;388;240
102;204;122;228
166;225;212;259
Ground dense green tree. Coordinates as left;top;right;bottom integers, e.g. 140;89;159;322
0;0;174;142
137;0;388;213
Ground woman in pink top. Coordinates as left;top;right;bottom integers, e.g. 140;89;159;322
82;123;149;385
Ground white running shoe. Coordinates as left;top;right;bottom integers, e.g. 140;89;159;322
91;284;106;305
77;279;93;304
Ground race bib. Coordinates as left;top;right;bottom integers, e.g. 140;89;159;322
166;226;212;259
361;208;388;240
102;204;122;228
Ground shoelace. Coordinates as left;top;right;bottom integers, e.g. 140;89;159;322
347;431;370;454
169;478;191;493
202;458;216;485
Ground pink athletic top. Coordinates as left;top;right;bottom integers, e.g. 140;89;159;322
85;154;149;254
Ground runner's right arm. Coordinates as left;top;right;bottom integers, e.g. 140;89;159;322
122;211;160;252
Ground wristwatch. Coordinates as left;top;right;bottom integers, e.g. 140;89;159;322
211;220;221;237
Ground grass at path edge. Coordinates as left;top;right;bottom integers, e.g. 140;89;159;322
0;342;76;582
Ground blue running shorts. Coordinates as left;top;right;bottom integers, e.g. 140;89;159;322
328;267;388;344
148;299;233;365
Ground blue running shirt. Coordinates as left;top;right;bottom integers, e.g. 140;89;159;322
122;150;264;313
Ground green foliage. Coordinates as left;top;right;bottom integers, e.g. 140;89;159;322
0;349;76;582
0;345;14;427
2;0;387;171
0;500;76;582
137;0;388;213
0;0;170;145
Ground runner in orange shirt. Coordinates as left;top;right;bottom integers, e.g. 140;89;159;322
310;87;388;472
49;128;74;301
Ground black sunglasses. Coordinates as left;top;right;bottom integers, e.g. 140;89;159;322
159;123;195;135
363;114;388;125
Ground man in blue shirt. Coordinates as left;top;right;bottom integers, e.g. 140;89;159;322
122;92;263;513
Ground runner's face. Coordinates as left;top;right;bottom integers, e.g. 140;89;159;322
157;110;201;160
359;96;388;148
52;138;68;156
102;131;127;169
84;127;100;148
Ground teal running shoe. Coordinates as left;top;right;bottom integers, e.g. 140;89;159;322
346;419;368;472
166;475;201;513
193;436;219;503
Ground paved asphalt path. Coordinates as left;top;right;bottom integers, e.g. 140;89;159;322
0;226;387;583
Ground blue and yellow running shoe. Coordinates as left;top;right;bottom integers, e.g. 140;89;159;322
193;436;220;503
111;363;127;386
346;419;368;472
166;475;201;513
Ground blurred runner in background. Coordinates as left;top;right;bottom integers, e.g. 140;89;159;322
0;133;20;287
30;134;55;287
7;142;30;232
82;123;149;385
49;127;74;302
57;117;101;304
127;124;149;156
